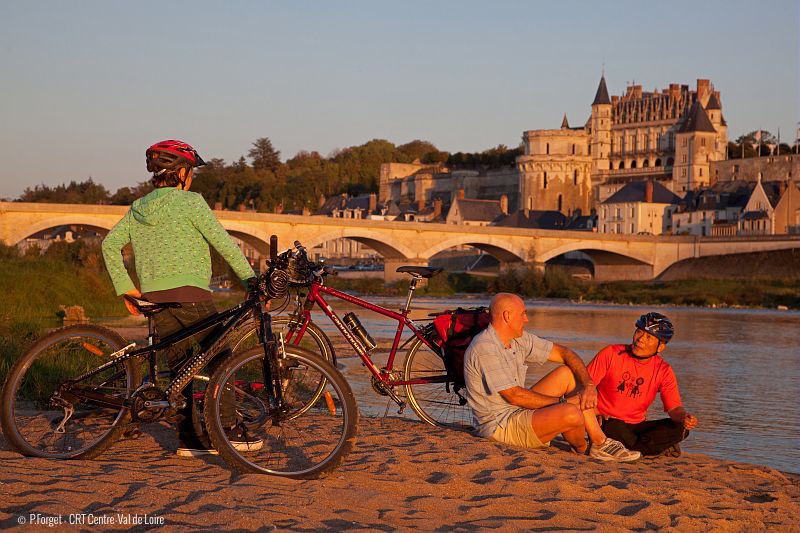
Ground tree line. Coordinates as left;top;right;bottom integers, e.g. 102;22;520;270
17;138;522;211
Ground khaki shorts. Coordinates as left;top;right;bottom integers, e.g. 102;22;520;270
491;409;548;449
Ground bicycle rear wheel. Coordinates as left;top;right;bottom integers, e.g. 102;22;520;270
403;337;472;429
204;345;357;479
0;325;141;459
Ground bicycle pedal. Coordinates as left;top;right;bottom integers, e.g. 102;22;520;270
164;414;185;425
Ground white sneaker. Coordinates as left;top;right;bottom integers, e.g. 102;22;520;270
589;438;641;462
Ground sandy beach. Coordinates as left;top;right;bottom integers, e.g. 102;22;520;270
1;416;798;531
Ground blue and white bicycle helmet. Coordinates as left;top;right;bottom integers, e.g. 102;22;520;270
635;312;674;343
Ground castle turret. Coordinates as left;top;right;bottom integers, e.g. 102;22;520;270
705;91;728;162
590;75;612;181
674;101;718;193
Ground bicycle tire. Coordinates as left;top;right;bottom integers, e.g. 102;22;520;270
228;315;336;364
204;316;334;422
0;324;141;459
204;345;357;479
403;337;473;429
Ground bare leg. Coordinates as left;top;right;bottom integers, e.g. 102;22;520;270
531;366;606;445
530;404;587;452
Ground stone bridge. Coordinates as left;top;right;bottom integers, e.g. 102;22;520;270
2;202;799;281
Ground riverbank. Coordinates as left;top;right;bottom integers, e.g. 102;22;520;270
1;417;797;530
329;273;800;310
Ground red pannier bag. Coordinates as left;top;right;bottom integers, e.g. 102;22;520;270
431;307;490;385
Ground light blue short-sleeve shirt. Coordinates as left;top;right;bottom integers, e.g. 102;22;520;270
463;324;553;438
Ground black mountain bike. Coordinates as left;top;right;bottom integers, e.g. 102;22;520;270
0;240;358;479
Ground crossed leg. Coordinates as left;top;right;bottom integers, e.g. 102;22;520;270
529;366;606;453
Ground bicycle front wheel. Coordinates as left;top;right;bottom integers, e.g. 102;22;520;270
228;315;336;363
403;337;472;429
204;345;357;479
0;324;141;459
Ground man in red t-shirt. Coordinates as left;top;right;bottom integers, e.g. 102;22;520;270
587;312;698;456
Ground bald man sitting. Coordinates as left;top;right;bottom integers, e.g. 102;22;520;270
463;293;640;462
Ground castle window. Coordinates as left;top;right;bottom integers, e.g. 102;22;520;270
546;143;550;155
543;172;548;189
699;168;703;177
701;138;706;147
631;160;637;169
572;144;575;155
619;161;625;169
655;158;661;167
643;159;649;167
609;161;613;170
682;154;687;163
574;169;578;185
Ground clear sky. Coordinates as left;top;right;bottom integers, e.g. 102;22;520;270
0;0;797;199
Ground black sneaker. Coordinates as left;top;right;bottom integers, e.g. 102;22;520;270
658;443;682;458
226;424;263;452
176;446;219;457
176;434;218;458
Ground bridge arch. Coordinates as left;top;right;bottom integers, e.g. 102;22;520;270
7;216;116;245
422;235;526;263
218;221;272;256
302;229;413;260
537;241;653;266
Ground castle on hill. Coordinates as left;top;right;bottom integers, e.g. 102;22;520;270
380;76;729;216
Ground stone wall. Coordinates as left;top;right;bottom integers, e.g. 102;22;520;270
711;154;800;184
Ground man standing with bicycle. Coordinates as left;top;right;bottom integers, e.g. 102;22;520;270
463;293;640;462
102;140;260;457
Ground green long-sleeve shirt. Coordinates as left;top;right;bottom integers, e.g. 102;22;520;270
102;187;255;296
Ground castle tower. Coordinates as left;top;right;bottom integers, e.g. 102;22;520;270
517;122;592;215
590;75;612;180
704;91;728;164
674;101;718;193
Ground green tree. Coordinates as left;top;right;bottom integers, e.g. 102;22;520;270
248;137;282;174
19;178;111;204
396;140;438;163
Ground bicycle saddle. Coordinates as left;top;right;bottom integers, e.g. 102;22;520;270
123;295;183;315
395;266;443;279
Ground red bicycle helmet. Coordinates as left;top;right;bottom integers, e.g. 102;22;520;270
146;140;206;175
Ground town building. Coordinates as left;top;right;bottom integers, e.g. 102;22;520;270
492;209;568;230
671;178;799;236
598;180;681;235
445;194;507;226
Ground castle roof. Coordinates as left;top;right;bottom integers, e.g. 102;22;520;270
706;92;721;110
592;75;611;106
603;181;681;205
561;114;569;129
316;193;376;216
448;197;504;222
492;209;567;229
677;101;716;134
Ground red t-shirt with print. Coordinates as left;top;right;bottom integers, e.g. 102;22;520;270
587;344;682;424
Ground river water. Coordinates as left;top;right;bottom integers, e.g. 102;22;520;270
307;296;800;474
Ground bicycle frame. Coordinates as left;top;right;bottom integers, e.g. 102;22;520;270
284;281;444;388
64;296;279;412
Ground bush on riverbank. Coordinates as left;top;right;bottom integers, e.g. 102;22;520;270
0;242;125;324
